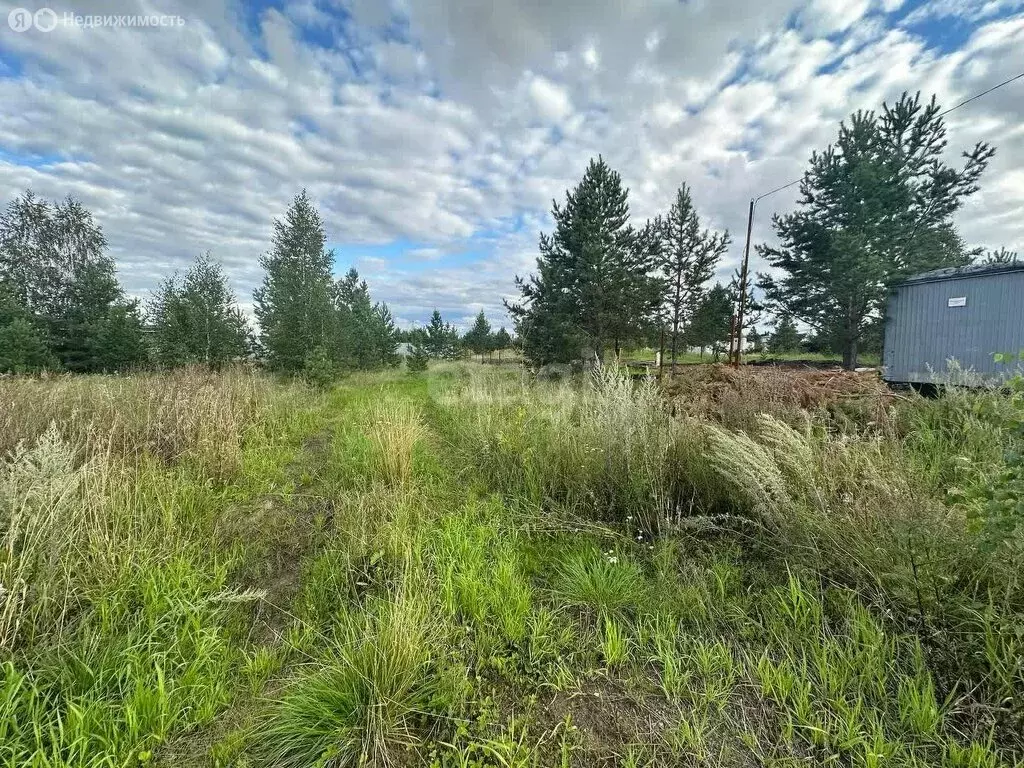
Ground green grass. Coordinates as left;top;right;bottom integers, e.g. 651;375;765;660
0;362;1021;767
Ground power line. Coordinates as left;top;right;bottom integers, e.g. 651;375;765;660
729;70;1024;365
752;69;1024;207
938;70;1024;117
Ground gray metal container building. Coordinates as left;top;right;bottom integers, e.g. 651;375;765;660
883;262;1024;384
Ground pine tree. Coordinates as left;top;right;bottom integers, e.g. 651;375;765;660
686;284;732;361
372;303;401;367
92;301;148;372
983;247;1017;264
758;92;993;369
0;285;54;373
406;341;429;373
507;156;662;364
425;310;449;359
254;190;336;373
334;268;378;369
768;315;802;354
493;327;512;361
150;253;250;369
57;259;122;372
149;275;192;367
747;328;765;354
660;184;729;365
463;310;492;362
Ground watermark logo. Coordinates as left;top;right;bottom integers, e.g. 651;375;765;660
8;8;32;32
8;7;185;32
34;8;57;32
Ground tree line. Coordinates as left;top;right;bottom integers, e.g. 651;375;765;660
3;92;1011;375
0;189;513;378
510;91;1007;370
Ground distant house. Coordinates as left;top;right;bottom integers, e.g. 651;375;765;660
883;261;1024;385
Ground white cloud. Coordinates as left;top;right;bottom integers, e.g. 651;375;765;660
527;75;572;122
0;0;1021;329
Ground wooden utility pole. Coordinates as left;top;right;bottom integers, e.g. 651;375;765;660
731;198;755;366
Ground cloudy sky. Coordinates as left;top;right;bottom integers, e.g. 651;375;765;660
1;0;1022;330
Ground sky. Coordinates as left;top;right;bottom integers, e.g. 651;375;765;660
1;0;1022;331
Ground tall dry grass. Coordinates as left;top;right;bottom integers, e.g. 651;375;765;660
434;364;678;530
366;400;425;488
0;366;275;478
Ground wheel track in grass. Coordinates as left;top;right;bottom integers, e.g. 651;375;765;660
155;371;451;767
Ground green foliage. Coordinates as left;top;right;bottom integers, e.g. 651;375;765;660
659;184;729;366
962;376;1024;550
493;327;513;356
463;309;493;360
0;190;145;372
5;362;1024;768
508;156;663;363
0;286;54;373
90;299;149;372
553;547;647;619
982;247;1017;264
372;302;402;367
302;345;337;389
254;190;337;372
685;283;732;359
758;92;992;369
332;268;401;369
0;191;107;324
406;342;430;373
260;596;439;768
425;309;461;360
768;314;803;354
150;252;251;369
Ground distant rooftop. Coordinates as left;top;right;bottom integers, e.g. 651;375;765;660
900;260;1024;285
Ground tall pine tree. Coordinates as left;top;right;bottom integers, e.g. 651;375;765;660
254;190;336;373
758;92;993;369
768;315;802;354
508;157;662;364
425;309;460;359
463;309;492;362
686;284;732;361
659;184;729;366
371;302;401;368
331;267;401;369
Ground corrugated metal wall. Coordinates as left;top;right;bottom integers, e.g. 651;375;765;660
883;270;1024;383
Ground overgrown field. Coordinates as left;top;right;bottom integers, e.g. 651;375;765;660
1;364;1022;767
